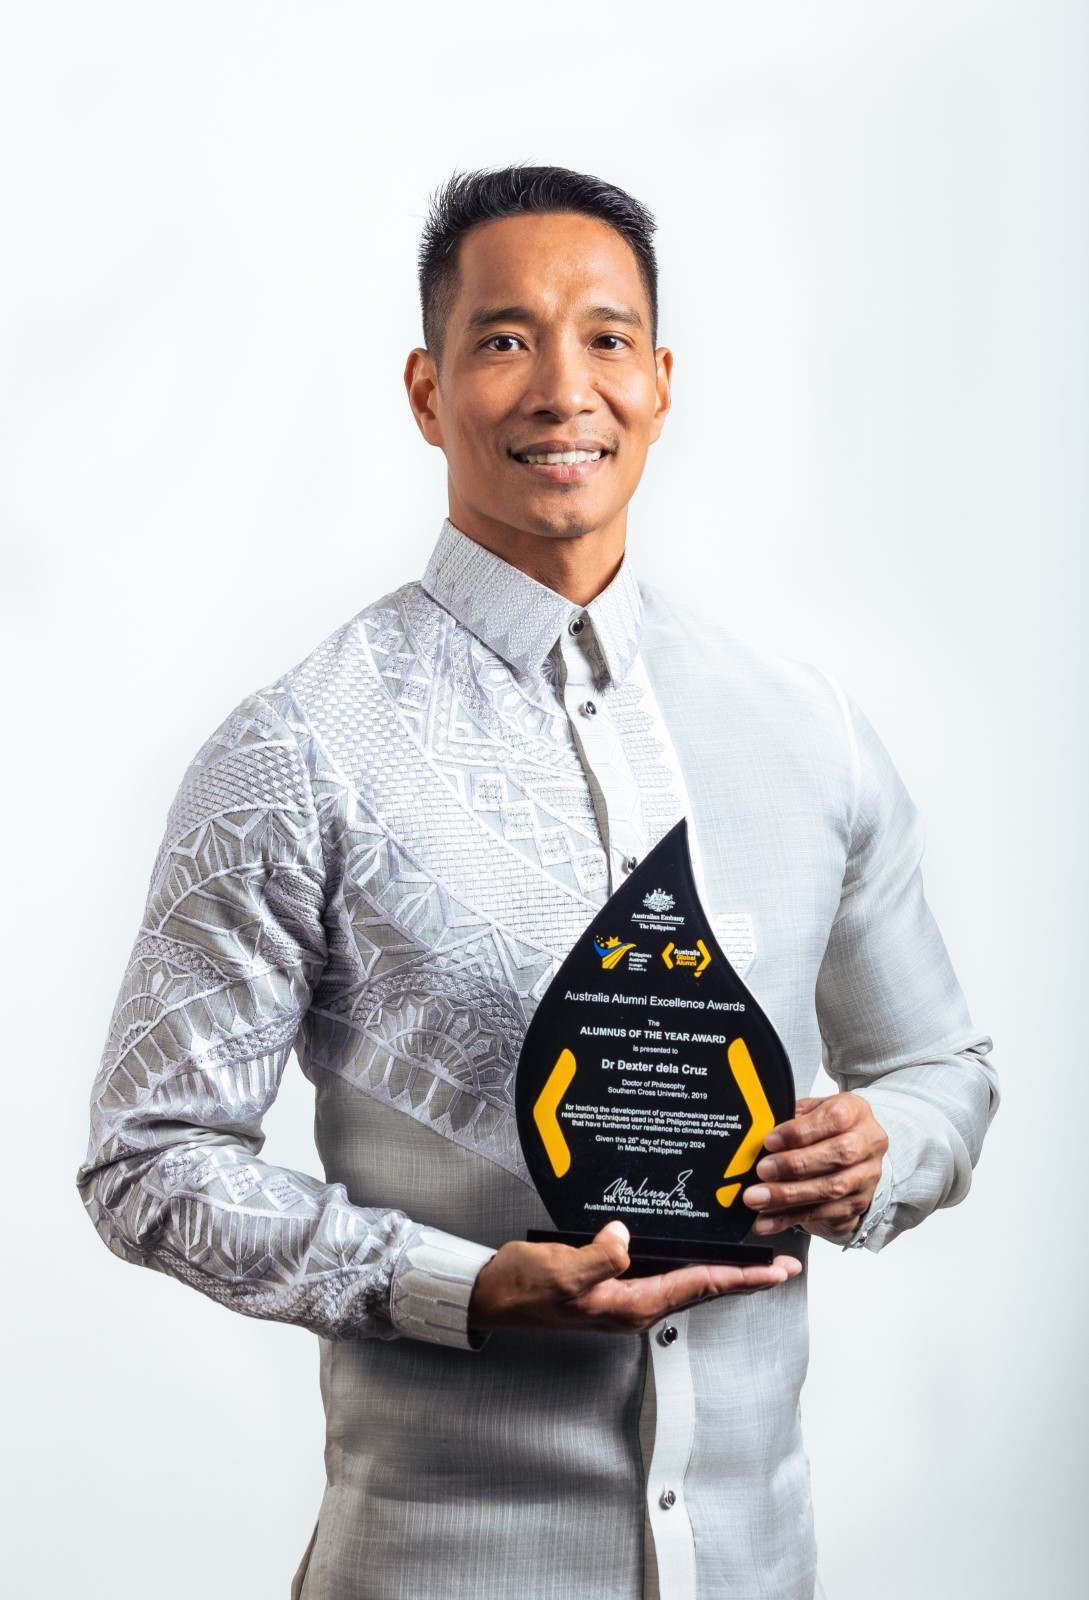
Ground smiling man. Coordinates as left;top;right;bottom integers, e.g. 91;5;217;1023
409;204;666;600
78;166;998;1600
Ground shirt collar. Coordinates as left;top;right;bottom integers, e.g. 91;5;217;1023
421;518;644;683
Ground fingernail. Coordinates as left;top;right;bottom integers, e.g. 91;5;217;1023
756;1158;779;1180
763;1132;783;1152
753;1217;779;1234
745;1185;771;1208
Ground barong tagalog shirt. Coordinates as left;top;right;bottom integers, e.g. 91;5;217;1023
78;518;998;1600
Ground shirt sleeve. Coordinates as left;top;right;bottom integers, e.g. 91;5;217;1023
814;692;1000;1252
76;692;494;1347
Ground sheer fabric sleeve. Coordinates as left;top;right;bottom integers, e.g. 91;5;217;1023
76;693;493;1344
815;692;1000;1252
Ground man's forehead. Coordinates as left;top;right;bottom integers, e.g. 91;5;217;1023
454;213;648;321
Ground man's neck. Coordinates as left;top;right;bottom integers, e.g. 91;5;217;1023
446;505;627;607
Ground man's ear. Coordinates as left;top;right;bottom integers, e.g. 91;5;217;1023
404;348;444;448
649;346;673;444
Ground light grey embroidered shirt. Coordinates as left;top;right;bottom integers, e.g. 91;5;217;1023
78;518;998;1600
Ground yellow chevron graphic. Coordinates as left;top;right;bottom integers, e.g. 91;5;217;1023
715;1038;775;1208
533;1048;577;1177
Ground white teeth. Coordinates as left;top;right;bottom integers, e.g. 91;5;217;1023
518;450;603;465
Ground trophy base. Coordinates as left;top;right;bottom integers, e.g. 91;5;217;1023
526;1229;774;1273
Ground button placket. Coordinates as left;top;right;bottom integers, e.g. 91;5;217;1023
641;1311;697;1596
558;624;646;894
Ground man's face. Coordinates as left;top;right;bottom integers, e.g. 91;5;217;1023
407;211;672;550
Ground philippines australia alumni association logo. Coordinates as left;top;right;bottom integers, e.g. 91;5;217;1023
593;935;636;970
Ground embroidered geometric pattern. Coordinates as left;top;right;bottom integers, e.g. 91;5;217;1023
78;520;684;1339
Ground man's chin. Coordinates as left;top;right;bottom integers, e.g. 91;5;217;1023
511;499;612;543
522;521;598;542
450;489;622;547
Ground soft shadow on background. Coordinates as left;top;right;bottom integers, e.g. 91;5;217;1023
3;4;1085;1596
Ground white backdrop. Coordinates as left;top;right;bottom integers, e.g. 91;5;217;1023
3;3;1085;1596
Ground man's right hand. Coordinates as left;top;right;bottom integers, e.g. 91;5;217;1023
467;1220;803;1334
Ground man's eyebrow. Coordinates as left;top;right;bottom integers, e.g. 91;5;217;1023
464;302;646;331
464;304;534;330
585;304;645;328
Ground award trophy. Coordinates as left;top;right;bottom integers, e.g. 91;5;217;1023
515;820;795;1270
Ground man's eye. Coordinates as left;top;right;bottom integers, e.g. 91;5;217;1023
486;335;523;352
594;335;627;351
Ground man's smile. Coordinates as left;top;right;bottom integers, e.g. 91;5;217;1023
509;438;614;483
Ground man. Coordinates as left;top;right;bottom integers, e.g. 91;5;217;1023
78;165;998;1600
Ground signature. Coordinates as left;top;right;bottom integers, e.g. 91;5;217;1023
603;1170;693;1208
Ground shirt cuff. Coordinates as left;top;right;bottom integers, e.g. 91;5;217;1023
841;1147;894;1252
390;1224;497;1350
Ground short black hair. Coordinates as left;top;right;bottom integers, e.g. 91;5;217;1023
418;163;659;366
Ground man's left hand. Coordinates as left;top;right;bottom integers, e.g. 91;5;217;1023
741;1093;889;1243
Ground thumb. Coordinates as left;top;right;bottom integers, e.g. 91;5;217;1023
569;1220;631;1290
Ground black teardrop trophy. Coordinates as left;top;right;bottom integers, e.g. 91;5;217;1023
515;820;795;1270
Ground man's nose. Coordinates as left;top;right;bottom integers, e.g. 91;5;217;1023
525;336;596;416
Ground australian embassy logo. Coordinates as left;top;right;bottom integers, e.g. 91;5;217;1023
643;889;675;914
